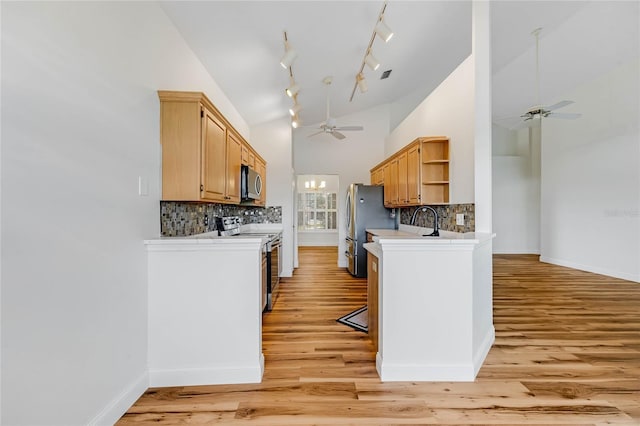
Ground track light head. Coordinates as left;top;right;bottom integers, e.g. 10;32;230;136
356;73;368;93
280;41;298;69
365;52;380;71
289;103;302;117
285;83;300;97
291;115;302;128
375;19;393;42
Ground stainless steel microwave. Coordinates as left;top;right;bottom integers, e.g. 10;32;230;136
241;164;262;201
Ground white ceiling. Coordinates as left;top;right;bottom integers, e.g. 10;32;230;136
159;1;638;130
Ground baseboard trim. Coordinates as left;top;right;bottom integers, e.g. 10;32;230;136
473;326;495;376
379;360;477;382
149;355;264;387
88;370;148;426
493;248;540;254
540;256;639;282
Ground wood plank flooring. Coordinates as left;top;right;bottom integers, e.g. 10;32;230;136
118;249;640;425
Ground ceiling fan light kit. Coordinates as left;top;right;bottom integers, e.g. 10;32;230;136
349;0;393;102
308;76;365;140
494;27;582;130
516;27;581;127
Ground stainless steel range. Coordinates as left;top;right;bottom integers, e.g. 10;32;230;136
215;216;282;311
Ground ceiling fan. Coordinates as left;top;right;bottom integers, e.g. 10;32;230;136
308;76;364;140
501;28;581;129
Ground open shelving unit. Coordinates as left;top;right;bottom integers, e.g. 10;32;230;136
420;137;449;204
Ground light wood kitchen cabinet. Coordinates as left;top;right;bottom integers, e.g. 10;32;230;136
371;136;449;207
370;167;384;186
367;252;379;353
421;137;449;204
397;151;408;205
241;143;250;165
200;108;228;201
158;91;266;205
407;144;420;204
225;130;242;204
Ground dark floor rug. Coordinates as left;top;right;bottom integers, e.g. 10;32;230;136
336;305;368;333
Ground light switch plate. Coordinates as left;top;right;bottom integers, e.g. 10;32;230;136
138;176;149;196
456;213;465;226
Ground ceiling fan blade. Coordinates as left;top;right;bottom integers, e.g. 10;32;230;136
545;100;574;111
334;126;364;131
307;130;324;138
331;131;346;140
547;112;582;120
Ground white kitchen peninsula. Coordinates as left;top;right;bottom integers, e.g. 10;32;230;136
364;225;495;382
144;229;277;387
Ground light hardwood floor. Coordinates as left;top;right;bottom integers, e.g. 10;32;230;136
118;248;640;425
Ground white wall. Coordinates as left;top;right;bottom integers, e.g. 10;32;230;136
386;55;476;205
293;104;389;267
492;123;541;253
249;118;295;277
1;2;249;424
541;59;640;282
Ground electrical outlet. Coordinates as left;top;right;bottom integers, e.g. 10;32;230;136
456;214;465;226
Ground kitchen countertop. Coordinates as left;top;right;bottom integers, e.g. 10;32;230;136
366;225;494;244
144;224;283;246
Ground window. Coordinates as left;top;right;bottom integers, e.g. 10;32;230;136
297;192;337;231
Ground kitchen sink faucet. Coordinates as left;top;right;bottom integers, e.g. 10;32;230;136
410;206;440;237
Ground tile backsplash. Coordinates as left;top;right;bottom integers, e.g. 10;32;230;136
399;203;475;233
161;201;282;237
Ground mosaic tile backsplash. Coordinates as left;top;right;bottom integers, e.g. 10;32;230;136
161;201;282;237
399;203;475;233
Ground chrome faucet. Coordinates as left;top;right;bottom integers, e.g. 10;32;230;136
410;206;440;237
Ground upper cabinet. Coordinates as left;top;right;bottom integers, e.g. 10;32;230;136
158;91;266;205
371;136;449;207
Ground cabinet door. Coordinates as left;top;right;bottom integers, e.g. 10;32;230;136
397;152;408;205
407;145;420;204
255;158;266;206
225;131;242;203
371;167;384;186
201;108;227;202
241;143;249;165
389;158;399;206
383;164;392;207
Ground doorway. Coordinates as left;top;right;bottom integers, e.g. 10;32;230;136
295;174;339;248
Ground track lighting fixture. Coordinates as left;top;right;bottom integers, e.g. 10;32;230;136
375;19;394;42
356;73;368;93
349;1;392;102
281;31;303;127
365;52;380;71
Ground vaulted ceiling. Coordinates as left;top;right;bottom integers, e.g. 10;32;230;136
160;1;638;130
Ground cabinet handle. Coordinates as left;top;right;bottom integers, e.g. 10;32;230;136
200;184;204;192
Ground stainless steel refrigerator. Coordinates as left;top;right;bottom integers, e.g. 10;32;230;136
345;183;396;277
